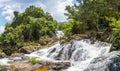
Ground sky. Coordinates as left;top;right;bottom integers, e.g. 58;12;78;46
0;0;77;34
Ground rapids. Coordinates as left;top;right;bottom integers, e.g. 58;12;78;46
25;39;111;71
0;30;115;71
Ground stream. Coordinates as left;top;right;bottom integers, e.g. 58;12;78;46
25;39;111;71
0;31;120;71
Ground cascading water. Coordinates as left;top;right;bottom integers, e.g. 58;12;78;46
0;30;113;71
25;39;111;71
0;58;10;65
55;30;64;38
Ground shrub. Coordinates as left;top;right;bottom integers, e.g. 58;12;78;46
29;57;39;64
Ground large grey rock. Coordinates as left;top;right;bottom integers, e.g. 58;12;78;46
85;51;120;71
48;62;71;71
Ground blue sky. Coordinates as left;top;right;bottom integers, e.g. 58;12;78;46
0;0;77;34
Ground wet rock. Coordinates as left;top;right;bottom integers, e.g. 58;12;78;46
29;64;43;71
110;44;119;52
10;53;29;62
55;47;64;60
49;40;93;61
49;62;71;71
85;51;120;71
49;48;56;54
11;53;29;59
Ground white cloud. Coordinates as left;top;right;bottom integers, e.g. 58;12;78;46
43;0;73;21
0;26;5;34
0;0;45;21
0;0;74;22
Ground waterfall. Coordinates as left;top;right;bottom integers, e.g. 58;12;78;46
1;31;119;71
55;30;64;38
25;39;111;71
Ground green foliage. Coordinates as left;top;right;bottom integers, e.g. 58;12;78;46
0;23;24;47
0;5;57;55
107;17;120;46
58;19;87;36
65;0;120;33
58;20;73;36
29;57;39;64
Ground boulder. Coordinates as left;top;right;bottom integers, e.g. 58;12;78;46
19;46;40;54
84;51;120;71
48;62;71;71
110;43;120;52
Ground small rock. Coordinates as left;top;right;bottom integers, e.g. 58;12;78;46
29;64;43;71
0;52;7;58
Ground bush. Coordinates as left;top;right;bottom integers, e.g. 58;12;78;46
29;57;39;64
106;17;120;48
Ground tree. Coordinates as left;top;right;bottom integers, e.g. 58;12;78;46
65;0;120;32
0;5;57;55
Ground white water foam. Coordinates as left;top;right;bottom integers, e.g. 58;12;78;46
25;39;111;71
0;58;10;65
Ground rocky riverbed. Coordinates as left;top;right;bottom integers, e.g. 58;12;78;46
0;39;120;71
